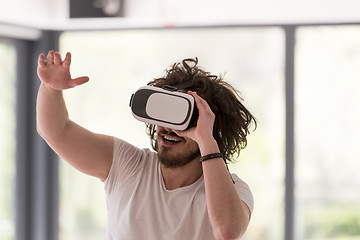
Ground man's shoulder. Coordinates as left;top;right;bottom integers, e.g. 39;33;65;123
105;137;158;185
113;136;156;157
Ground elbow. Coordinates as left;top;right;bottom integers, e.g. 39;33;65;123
214;225;247;240
36;121;49;141
36;122;54;143
36;123;45;139
36;119;68;142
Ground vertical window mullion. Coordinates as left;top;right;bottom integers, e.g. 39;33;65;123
284;25;296;240
15;31;60;240
15;38;35;240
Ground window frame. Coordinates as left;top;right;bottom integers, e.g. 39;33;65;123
0;36;17;240
13;31;61;240
5;22;360;240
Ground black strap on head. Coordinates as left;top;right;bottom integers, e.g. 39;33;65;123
162;57;199;92
162;80;194;92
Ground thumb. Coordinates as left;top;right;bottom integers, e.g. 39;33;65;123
73;76;90;86
68;76;89;88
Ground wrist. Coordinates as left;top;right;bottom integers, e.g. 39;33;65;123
40;82;62;94
198;138;220;156
200;153;223;163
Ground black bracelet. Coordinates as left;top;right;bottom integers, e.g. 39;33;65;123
200;153;223;163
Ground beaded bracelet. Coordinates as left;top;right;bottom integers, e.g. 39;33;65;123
200;153;223;163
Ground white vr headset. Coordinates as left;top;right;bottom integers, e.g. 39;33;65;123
129;84;198;130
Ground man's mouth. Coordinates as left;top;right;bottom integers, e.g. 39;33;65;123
158;129;184;145
162;135;182;144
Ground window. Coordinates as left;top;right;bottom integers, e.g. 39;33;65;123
3;21;359;240
295;26;360;240
0;40;16;240
58;27;284;239
58;27;285;239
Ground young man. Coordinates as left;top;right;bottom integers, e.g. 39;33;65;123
37;50;257;240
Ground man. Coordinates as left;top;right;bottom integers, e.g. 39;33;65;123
37;50;257;240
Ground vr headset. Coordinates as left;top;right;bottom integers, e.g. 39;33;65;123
129;83;198;130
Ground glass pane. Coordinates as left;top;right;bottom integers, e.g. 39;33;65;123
295;26;360;240
0;40;16;240
59;28;284;240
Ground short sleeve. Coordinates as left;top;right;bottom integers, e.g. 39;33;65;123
104;137;147;194
231;174;254;214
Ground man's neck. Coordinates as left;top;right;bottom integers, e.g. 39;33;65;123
160;158;203;190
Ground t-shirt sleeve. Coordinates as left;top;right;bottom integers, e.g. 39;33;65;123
231;174;254;215
104;137;147;193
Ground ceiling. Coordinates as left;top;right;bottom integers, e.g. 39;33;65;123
1;0;360;39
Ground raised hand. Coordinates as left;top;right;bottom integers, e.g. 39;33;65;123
174;91;217;149
37;50;89;90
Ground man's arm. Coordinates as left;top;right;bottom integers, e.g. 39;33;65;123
175;91;250;240
200;142;250;240
36;50;113;181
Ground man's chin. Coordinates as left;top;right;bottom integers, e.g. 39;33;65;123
157;149;200;169
159;158;193;169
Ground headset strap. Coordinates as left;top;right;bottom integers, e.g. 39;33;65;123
162;77;194;92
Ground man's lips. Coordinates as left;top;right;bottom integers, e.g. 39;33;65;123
163;135;182;142
159;132;184;145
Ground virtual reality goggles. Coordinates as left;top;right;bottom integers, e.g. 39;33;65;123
129;85;198;130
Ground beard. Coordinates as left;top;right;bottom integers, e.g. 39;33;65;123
157;131;200;168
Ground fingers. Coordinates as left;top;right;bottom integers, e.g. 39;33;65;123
53;52;62;65
38;53;46;67
63;52;71;68
46;50;54;64
189;91;212;113
40;50;70;67
189;91;203;106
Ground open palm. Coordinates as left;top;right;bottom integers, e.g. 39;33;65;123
37;50;89;90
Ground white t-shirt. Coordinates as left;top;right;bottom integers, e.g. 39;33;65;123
104;137;254;240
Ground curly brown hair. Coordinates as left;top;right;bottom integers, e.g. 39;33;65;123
146;58;257;163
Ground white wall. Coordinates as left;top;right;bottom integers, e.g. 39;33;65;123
0;0;67;39
124;0;360;25
0;0;66;27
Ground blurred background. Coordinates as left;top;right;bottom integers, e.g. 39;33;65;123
1;1;360;240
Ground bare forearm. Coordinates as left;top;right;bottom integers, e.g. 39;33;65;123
36;83;70;141
35;51;113;180
201;141;249;239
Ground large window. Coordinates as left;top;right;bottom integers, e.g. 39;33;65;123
59;28;285;240
2;22;359;240
0;40;16;240
295;26;360;240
